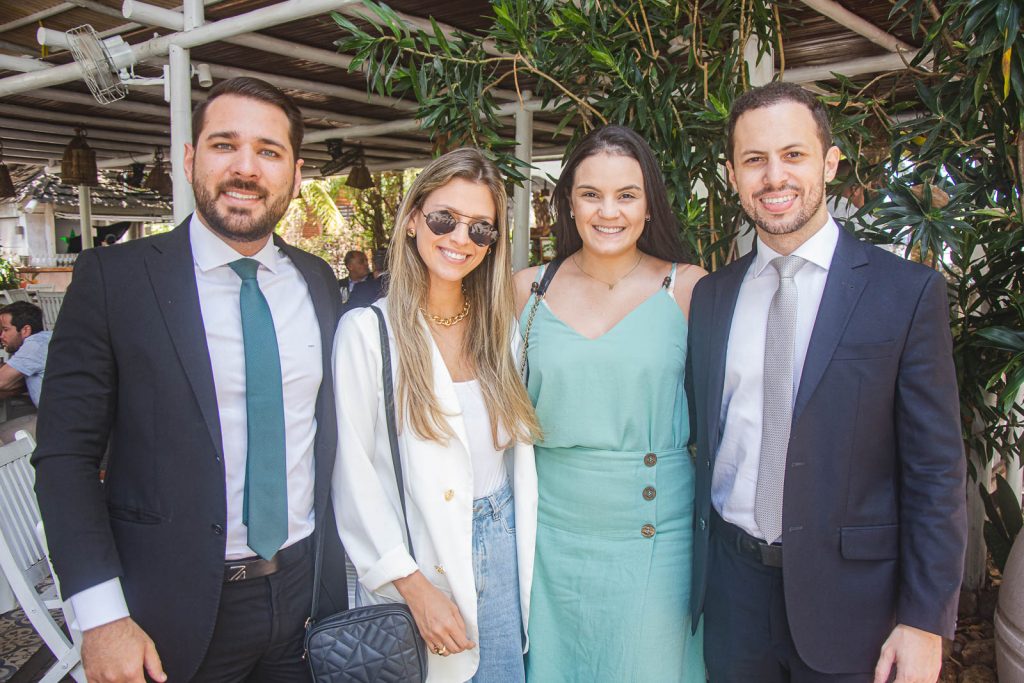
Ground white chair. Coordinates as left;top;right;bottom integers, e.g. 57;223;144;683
0;432;85;682
1;289;32;304
36;291;65;331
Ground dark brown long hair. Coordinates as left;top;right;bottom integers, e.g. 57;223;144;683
552;125;691;263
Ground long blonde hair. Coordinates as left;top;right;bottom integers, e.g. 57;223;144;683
386;148;541;447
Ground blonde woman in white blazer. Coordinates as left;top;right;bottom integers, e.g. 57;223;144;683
332;149;542;683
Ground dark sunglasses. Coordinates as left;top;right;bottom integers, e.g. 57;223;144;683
419;208;499;247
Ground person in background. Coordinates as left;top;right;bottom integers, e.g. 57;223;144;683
334;148;541;682
688;81;966;683
513;124;706;682
32;76;346;683
0;301;51;407
342;248;386;312
338;249;371;304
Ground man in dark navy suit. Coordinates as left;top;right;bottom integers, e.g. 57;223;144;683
689;82;966;683
34;77;346;683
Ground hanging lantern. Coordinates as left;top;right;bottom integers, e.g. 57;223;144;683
346;155;374;191
144;148;173;196
0;141;15;199
61;128;98;186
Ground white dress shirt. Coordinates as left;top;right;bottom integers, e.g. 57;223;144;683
70;216;322;630
711;217;840;540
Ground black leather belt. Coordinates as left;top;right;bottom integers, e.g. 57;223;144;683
712;512;784;568
224;534;312;582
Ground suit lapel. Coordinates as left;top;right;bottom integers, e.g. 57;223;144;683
792;228;870;421
426;321;472;458
707;252;753;459
145;220;225;461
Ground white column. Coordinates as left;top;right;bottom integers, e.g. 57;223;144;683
79;185;94;249
168;44;194;224
512;93;533;272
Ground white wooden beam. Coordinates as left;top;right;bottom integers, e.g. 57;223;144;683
0;0;361;98
797;0;915;54
781;52;926;83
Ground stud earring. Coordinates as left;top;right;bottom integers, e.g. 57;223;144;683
407;227;416;237
645;215;651;222
570;210;575;219
487;247;492;255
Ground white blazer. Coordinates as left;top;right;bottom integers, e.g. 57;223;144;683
331;298;538;683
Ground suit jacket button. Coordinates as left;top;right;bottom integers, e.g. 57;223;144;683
435;565;445;575
644;453;657;467
641;524;655;538
444;489;455;502
642;486;656;501
211;524;224;535
699;517;706;530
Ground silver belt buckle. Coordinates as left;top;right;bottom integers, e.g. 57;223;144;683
226;564;248;582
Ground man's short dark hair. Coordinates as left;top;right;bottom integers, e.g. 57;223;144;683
727;82;832;163
343;250;366;267
0;301;44;334
191;77;304;160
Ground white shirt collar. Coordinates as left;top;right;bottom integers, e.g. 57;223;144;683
752;215;840;278
189;213;281;274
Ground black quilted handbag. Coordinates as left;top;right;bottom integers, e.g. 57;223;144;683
305;306;427;682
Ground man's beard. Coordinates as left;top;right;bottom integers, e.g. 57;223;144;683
193;179;293;243
743;182;824;236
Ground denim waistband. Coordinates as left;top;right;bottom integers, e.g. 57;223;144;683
473;478;513;520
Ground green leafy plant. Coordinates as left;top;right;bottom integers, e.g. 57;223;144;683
980;474;1024;572
334;0;783;269
0;257;21;290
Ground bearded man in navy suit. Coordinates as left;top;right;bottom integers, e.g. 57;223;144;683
34;77;346;683
688;82;967;683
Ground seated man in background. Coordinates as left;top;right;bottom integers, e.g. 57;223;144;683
338;249;371;304
0;301;52;407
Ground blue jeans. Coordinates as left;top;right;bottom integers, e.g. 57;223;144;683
470;479;525;683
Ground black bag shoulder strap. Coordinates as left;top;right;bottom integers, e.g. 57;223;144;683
519;257;564;380
310;305;412;620
534;256;563;297
369;305;415;557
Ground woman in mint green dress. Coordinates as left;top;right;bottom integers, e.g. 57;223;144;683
514;125;706;682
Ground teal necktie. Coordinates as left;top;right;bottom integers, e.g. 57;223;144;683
229;258;288;560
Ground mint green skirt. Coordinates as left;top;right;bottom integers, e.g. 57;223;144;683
525;446;704;682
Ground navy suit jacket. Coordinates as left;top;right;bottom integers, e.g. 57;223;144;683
687;226;967;673
33;220;348;681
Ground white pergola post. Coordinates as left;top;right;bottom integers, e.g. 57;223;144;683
79;185;94;249
512;93;533;272
167;0;202;224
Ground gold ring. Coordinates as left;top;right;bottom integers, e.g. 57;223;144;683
432;644;448;656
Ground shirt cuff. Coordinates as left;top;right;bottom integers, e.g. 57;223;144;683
69;578;130;631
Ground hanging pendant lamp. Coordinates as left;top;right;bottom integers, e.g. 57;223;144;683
144;148;173;196
0;141;15;199
61;128;99;186
346;150;374;191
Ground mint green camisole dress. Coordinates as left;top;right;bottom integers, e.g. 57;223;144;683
520;264;704;682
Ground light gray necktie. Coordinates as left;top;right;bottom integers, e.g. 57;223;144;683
755;254;807;544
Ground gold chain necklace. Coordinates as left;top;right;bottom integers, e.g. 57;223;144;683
572;252;644;290
423;298;471;327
